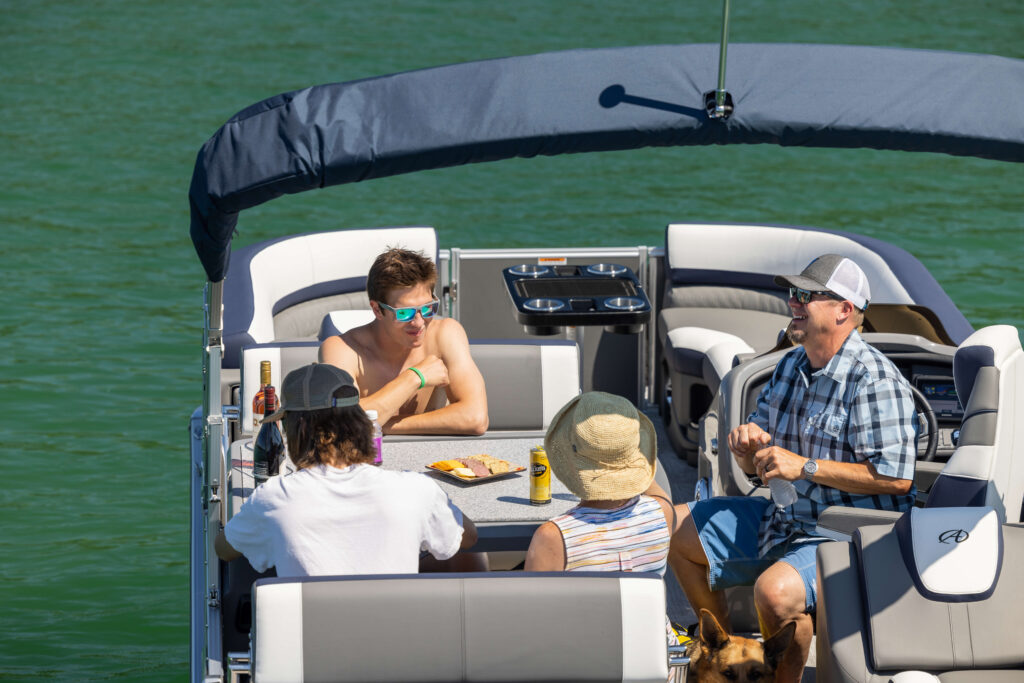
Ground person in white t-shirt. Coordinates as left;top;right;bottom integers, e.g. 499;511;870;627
215;362;478;576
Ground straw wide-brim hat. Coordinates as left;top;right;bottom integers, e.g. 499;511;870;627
543;391;657;501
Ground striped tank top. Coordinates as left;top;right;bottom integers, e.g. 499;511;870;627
550;495;670;575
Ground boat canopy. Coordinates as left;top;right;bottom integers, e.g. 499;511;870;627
189;43;1024;282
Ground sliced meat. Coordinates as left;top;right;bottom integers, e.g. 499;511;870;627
457;458;491;477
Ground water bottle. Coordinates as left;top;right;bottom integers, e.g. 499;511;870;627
366;409;383;465
768;478;798;508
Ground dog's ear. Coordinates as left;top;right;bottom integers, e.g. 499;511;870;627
698;609;730;650
762;620;796;670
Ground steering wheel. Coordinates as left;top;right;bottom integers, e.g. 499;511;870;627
907;383;939;462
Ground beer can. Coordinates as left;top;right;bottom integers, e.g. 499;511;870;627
530;445;551;505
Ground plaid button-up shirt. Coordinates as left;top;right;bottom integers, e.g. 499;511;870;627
749;330;917;555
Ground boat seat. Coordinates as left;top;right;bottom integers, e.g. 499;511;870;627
816;506;1024;682
317;309;376;340
814;326;1024;538
238;339;581;435
221;226;438;369
655;224;966;464
925;325;1024;523
248;572;672;683
658;222;938;460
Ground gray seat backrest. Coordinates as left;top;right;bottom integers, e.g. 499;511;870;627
239;339;580;435
250;572;669;683
926;325;1024;522
663;223;916;308
469;339;580;430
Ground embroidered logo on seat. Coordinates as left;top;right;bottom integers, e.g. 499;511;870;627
938;529;970;544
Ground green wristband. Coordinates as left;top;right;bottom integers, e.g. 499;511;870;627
408;366;426;389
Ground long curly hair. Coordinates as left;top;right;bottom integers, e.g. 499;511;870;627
283;389;374;469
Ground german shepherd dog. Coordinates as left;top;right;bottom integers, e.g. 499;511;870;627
685;609;796;682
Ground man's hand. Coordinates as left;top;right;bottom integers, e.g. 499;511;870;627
727;422;772;476
413;354;450;388
728;422;770;456
752;446;805;482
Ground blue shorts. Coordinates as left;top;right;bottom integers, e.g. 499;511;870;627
687;496;828;613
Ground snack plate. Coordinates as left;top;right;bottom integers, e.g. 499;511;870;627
426;464;526;485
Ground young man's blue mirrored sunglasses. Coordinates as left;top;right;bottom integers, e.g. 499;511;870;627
378;299;440;322
789;287;843;304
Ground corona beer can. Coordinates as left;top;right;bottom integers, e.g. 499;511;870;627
530;446;551;505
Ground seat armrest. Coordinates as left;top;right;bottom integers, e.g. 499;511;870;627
814;506;901;541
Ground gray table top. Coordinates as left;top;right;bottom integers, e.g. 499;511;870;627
228;435;580;526
380;437;579;523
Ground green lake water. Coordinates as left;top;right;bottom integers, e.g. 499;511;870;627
1;1;1021;680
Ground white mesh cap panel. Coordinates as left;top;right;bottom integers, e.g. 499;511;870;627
824;256;871;310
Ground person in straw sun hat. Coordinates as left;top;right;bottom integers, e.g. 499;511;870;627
524;392;689;668
524;391;686;573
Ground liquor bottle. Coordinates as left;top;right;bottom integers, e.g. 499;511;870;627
252;360;272;430
366;409;383;465
253;386;284;485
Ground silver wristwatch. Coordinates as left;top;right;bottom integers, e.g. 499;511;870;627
802;458;818;481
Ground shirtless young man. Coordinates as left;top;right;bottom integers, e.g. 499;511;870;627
319;247;489;436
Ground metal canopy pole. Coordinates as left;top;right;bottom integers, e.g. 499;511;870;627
198;279;226;682
704;0;735;119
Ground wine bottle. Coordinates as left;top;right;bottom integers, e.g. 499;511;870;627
253;385;285;485
252;360;272;430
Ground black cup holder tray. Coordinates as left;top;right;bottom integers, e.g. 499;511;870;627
502;263;652;334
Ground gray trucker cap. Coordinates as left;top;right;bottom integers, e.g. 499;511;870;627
774;253;870;311
263;363;360;422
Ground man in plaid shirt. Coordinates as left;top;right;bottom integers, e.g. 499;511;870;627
668;254;917;683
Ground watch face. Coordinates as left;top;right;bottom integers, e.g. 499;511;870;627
803;459;818;479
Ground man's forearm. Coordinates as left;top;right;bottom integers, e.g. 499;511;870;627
386;401;488;435
360;369;426;424
811;458;913;496
734;451;757;475
214;529;242;562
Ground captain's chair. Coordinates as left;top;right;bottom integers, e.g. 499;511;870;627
658;222;951;463
242;572;680;683
816;506;1024;682
925;325;1024;523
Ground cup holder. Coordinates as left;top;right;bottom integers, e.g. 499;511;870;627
509;264;551;277
585;263;627;277
523;298;566;312
604;296;645;311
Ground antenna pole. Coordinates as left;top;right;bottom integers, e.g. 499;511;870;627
704;0;735;119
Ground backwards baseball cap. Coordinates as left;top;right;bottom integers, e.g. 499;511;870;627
263;363;360;423
774;253;871;311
